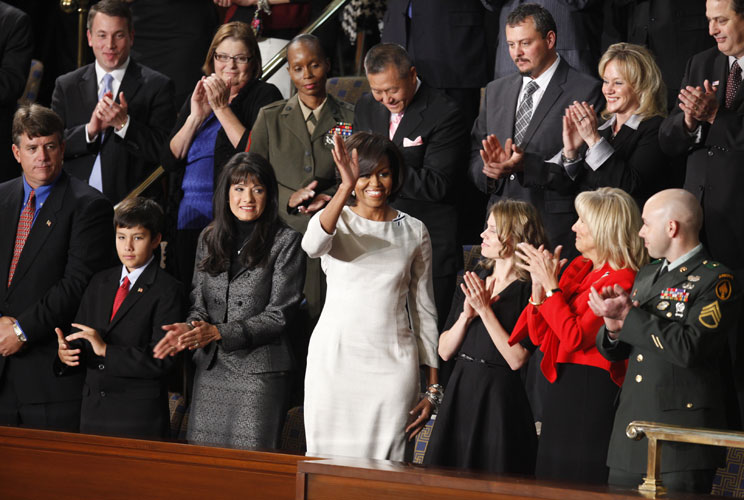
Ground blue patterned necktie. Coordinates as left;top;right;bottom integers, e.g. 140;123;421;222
514;80;539;146
89;73;113;193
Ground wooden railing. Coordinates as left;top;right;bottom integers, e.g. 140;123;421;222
115;0;350;209
626;420;744;495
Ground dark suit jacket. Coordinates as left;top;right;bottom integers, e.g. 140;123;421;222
483;0;604;78
470;58;602;259
597;250;739;473
381;0;490;90
51;60;176;203
529;115;678;209
0;171;113;406
0;1;32;182
659;48;744;273
56;261;186;439
354;83;466;277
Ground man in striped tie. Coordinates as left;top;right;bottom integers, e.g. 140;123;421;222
0;104;113;431
469;3;602;263
659;0;744;427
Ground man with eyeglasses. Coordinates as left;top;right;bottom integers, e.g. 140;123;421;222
51;0;175;203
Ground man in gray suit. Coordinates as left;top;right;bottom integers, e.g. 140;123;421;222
469;2;602;261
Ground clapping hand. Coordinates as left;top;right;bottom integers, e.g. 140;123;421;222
153;322;190;359
461;271;499;317
566;101;600;147
587;284;636;335
679;80;718;130
65;323;107;357
480;134;524;179
56;327;81;366
288;179;332;215
515;243;567;293
190;77;212;121
203;73;231;110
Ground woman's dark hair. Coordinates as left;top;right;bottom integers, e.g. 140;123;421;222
343;132;406;204
199;152;283;275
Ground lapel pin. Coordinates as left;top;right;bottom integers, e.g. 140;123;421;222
137;288;143;293
46;220;51;226
679;266;688;272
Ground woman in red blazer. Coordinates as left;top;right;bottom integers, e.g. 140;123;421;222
510;187;647;484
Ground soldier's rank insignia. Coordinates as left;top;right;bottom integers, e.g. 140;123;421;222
687;275;701;282
699;301;722;329
682;282;695;290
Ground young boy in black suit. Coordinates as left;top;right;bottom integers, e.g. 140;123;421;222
56;197;186;439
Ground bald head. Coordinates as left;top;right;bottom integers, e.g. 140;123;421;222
646;189;703;235
639;189;702;261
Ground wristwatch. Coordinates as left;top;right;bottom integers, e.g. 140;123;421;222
545;288;562;298
13;322;27;343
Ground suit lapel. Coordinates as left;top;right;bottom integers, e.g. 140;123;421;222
0;179;24;289
78;65;99;118
714;53;729;107
522;60;568;146
108;260;157;329
6;173;69;293
117;61;143;105
393;86;426;144
493;76;520;141
281;95;312;152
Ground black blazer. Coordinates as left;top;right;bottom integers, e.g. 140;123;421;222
0;2;32;182
161;78;282;227
56;261;187;439
0;172;114;406
51;59;176;203
660;47;744;274
354;83;466;277
529;115;679;209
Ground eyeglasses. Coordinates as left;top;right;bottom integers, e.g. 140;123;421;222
214;53;252;65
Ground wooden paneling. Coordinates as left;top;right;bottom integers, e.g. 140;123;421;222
297;457;706;500
0;425;313;500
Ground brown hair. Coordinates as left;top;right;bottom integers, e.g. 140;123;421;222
480;200;549;281
12;104;64;145
203;22;261;79
88;0;133;32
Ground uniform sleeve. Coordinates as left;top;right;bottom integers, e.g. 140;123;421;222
218;230;306;352
618;272;739;368
409;224;439;368
246;107;271;159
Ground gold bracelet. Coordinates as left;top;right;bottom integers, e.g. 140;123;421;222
528;296;544;306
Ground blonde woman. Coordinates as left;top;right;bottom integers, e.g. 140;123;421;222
511;187;647;483
424;200;548;474
554;43;676;206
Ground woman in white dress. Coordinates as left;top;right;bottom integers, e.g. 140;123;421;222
302;132;440;461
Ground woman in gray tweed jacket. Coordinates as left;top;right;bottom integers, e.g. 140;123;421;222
155;152;306;449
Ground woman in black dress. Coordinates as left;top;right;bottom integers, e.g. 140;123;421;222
424;200;548;474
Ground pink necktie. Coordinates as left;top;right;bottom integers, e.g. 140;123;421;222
389;113;403;140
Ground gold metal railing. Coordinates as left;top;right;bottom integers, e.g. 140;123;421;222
626;420;744;496
59;0;91;69
115;0;350;208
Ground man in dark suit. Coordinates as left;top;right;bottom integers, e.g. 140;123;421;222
592;189;739;493
56;198;185;439
0;104;113;431
51;0;175;203
354;42;467;328
0;1;32;183
659;0;744;420
469;3;602;261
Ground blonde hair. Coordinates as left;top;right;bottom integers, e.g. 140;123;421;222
575;187;647;271
598;43;666;121
481;200;550;281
